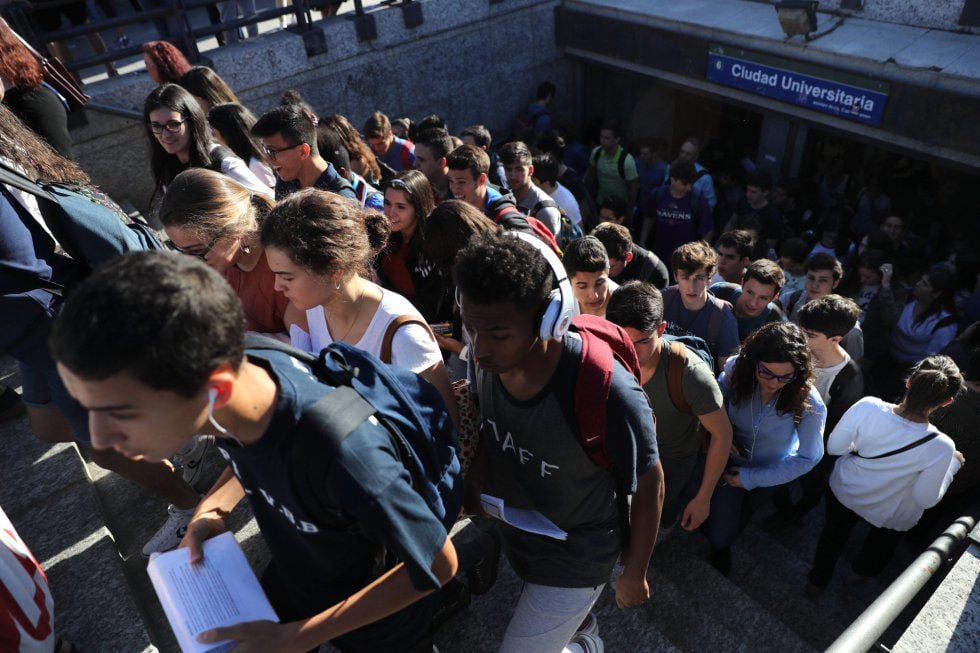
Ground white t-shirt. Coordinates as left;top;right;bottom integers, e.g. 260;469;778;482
515;184;562;235
828;397;960;531
290;287;441;374
248;155;276;190
549;182;582;226
210;144;274;200
812;350;850;403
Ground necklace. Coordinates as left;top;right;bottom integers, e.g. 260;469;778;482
328;286;365;344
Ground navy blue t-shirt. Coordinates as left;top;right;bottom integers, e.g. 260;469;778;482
274;162;357;201
216;350;447;640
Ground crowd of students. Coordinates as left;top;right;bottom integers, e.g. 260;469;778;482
2;34;978;651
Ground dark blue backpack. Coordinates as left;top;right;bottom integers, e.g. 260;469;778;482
244;334;462;532
0;160;163;295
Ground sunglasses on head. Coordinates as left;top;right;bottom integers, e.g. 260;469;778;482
756;362;797;384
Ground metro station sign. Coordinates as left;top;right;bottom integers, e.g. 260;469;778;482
707;44;889;126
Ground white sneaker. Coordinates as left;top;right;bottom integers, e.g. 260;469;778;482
142;504;196;556
568;632;604;653
172;435;214;485
576;611;599;637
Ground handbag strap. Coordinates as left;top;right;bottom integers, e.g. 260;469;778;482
854;431;939;460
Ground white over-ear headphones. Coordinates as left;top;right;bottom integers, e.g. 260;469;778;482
505;231;576;341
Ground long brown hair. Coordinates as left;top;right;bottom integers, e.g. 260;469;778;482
321;114;382;182
728;321;814;417
0;107;88;184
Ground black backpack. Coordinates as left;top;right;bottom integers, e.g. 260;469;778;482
591;147;628;180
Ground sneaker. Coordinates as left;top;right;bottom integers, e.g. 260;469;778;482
466;528;502;595
430;577;470;632
142;504;196;556
172;435;214;485
576;611;599;637
0;386;26;422
568;632;604;653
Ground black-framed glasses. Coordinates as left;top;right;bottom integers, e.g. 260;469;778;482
263;142;304;161
148;119;187;135
166;234;222;261
756;362;798;384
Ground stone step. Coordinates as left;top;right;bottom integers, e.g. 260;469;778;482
82;442;263;652
652;532;816;653
730;524;857;649
642;566;736;652
434;552;683;652
0;405;156;651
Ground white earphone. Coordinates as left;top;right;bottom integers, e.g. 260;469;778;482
206;387;228;435
505;231;576;341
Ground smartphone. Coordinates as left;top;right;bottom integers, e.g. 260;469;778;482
429;322;453;336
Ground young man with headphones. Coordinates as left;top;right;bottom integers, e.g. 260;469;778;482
49;252;458;652
455;231;663;653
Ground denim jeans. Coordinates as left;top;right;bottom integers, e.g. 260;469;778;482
701;481;779;550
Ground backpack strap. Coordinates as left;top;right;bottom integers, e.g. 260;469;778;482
705;295;730;353
854;432;939;460
573;330;616;470
616;148;627;180
380;315;435;364
664;340;691;415
590;147;600;167
400;142;412;171
531;198;559;216
0;161;57;201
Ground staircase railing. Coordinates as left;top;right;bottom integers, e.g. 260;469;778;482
825;510;979;653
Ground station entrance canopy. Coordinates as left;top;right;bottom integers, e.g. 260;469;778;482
557;0;980;171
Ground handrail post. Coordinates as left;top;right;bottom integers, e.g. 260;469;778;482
351;0;377;41
172;0;202;62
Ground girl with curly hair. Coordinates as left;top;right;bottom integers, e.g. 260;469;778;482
703;321;826;574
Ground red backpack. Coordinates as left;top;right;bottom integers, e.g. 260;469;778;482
569;314;643;470
490;202;562;256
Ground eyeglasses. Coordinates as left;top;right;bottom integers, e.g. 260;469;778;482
263;143;304;160
166;234;222;261
756;362;798;384
148;119;187;135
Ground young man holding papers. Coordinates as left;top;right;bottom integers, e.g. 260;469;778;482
455;231;663;653
49;252;457;652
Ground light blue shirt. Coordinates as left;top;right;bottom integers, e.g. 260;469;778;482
718;357;826;490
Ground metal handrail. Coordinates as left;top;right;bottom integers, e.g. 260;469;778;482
0;0;317;72
825;512;979;653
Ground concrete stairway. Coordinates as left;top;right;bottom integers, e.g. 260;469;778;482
434;489;931;652
3;347;967;652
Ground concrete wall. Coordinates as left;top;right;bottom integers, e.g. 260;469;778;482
72;0;573;213
819;0;972;32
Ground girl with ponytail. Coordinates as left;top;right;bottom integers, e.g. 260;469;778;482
260;189;458;425
808;355;964;593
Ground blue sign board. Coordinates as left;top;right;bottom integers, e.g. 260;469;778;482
707;45;889;126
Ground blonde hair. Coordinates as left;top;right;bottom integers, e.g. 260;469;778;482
158;168;273;241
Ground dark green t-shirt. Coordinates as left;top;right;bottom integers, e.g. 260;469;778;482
475;334;658;588
643;344;724;459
